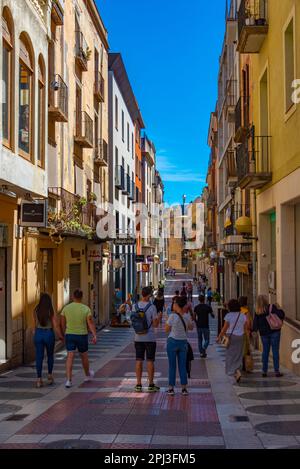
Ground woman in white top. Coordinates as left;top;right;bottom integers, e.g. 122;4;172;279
217;299;250;383
165;296;194;396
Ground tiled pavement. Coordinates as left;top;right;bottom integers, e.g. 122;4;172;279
1;274;300;449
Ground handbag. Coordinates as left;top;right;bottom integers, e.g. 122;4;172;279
266;304;283;330
175;313;194;377
221;313;241;349
244;354;254;372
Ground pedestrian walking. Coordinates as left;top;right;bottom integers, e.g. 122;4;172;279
187;281;193;302
217;299;250;383
239;296;253;372
60;289;97;388
252;294;285;378
131;286;162;393
154;289;165;324
171;290;180;312
33;293;64;388
207;287;213;306
181;282;187;298
165;296;194;396
193;295;215;358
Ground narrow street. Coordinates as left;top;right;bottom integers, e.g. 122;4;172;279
0;275;300;449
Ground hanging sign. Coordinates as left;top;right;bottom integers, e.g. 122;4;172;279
87;245;102;261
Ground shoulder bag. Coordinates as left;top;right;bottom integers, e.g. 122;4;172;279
221;312;241;349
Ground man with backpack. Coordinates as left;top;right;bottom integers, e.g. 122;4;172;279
193;295;215;358
131;286;162;393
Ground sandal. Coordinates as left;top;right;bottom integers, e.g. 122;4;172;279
36;379;43;388
47;375;54;385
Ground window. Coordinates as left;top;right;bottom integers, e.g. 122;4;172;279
37;56;45;167
132;132;134;159
121;110;124;141
115;95;118;130
19;34;34;160
2;8;13;148
295;204;300;320
127;123;129;151
284;18;295;113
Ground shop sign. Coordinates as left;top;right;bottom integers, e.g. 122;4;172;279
114;238;136;246
135;255;145;263
20;200;47;227
142;263;150;273
87;245;102;261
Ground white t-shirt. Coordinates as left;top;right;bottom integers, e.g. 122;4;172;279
167;313;193;340
224;312;247;336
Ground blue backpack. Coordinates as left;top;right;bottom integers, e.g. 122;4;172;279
131;302;152;335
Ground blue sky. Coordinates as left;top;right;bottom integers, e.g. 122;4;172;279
97;0;226;205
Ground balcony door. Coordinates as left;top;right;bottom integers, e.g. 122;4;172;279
76;84;82;135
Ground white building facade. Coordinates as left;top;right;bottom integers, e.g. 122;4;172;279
108;53;136;302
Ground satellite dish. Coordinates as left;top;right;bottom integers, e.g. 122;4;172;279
113;258;123;270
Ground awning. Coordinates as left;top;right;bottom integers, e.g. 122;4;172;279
235;261;250;275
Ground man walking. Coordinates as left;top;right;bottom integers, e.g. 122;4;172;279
131;286;162;392
193;295;215;358
60;289;97;388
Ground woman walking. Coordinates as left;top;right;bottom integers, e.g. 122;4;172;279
33;293;63;388
165;296;194;396
217;299;250;383
253;295;285;377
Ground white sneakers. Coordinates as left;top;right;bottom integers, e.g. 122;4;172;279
84;369;95;382
65;370;94;388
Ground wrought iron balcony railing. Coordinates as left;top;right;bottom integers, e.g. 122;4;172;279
94;71;105;102
236;132;272;189
94;139;108;166
115;166;125;191
237;0;268;53
75;30;89;71
49;74;68;122
74;111;93;148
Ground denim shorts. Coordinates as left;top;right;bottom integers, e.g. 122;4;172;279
65;334;88;353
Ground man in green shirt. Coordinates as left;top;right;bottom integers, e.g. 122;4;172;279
61;289;97;388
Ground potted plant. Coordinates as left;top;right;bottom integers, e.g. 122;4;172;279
88;192;97;203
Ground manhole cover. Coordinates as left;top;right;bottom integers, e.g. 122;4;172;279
255;421;300;436
0;404;22;414
237;380;296;388
5;413;29;421
0;381;43;389
44;440;102;449
239;391;300;401
246;404;300;415
89;397;129;405
0;392;43;400
229;415;249;422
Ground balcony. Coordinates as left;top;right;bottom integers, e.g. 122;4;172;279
234;96;249;143
207;192;217;208
115;165;125;191
51;0;64;26
49;74;68;122
82;201;97;230
237;0;268;53
236;134;272;189
75;30;90;71
94;139;108;166
226;149;237;186
123;173;130;195
94;71;105;102
128;180;135;201
74;111;93;148
225;79;237;122
226;0;237;44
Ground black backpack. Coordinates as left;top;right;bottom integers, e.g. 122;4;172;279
130;302;152;335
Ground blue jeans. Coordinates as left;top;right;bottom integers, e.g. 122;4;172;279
34;328;55;378
197;327;210;354
261;331;281;373
167;337;188;387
